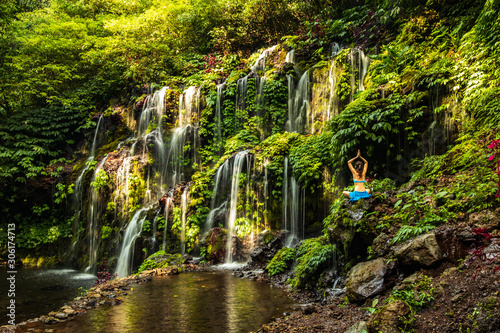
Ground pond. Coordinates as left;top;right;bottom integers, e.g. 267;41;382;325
31;270;295;333
0;267;96;325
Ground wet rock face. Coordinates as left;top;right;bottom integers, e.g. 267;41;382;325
371;233;391;258
366;300;411;333
395;233;443;268
248;231;283;269
345;258;388;303
202;227;227;264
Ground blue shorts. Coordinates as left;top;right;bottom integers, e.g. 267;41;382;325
349;191;371;202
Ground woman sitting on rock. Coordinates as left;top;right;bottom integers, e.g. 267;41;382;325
343;149;371;202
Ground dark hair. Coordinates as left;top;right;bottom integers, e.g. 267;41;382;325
354;160;364;170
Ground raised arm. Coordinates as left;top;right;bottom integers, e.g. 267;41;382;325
347;150;361;174
358;153;368;176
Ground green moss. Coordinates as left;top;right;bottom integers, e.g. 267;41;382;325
137;251;183;273
266;247;296;276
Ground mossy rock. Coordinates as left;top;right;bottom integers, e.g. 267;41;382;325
202;227;227;263
137;251;183;274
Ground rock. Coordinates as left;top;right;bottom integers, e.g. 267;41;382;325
468;210;500;231
302;304;317;315
483;238;500;259
345;258;388;303
54;312;68;320
63;308;77;316
367;300;411;333
395;233;442;268
372;233;391;257
344;321;367;333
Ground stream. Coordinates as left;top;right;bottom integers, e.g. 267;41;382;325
11;270;295;332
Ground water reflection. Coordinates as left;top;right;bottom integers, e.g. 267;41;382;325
0;267;95;324
47;271;294;333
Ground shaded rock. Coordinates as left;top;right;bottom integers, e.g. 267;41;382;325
344;321;367;333
469;210;500;231
395;233;442;268
345;258;388;303
249;231;283;268
483;238;500;259
371;233;391;257
60;306;76;316
54;312;67;320
367;300;411;333
302;304;317;315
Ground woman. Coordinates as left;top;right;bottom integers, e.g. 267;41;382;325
343;150;371;201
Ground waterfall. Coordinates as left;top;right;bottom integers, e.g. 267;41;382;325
286;70;309;133
349;48;371;102
358;49;370;91
282;157;302;247
164;86;201;189
204;158;231;234
90;115;103;157
215;83;224;154
150;210;160;252
115;207;149;278
225;151;248;264
251;45;277;72
68;115;104;261
180;188;189;255
137;87;167;137
235;76;248;132
85;154;109;273
285;49;296;64
178;86;199;127
162;197;172;252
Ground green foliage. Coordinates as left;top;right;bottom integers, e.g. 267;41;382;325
410;130;498;213
288;237;337;289
101;225;112;239
142;220;151;233
137;251;183;274
90;169;109;191
289;131;333;191
266;247;296;276
388;275;436;310
329;89;426;174
390;187;454;244
368;177;398;193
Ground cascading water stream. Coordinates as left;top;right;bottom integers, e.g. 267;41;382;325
180;188;189;255
85;154;109;273
115;207;149;278
162;196;172;252
286;71;309;133
215;83;225;154
68;115;104;260
282;157;302;247
285;49;296;64
225;151;248;264
204;158;231;234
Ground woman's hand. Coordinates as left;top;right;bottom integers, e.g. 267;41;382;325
357;149;361;157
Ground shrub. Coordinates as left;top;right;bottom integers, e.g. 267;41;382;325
266;247;297;276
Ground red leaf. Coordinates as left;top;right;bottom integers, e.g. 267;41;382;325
494;266;500;273
489;155;496;161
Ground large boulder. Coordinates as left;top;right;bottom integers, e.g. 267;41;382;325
395;233;442;268
345;258;390;303
366;300;411;333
